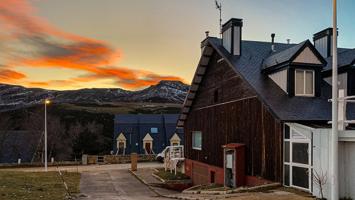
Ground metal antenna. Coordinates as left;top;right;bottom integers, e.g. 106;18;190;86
215;0;222;38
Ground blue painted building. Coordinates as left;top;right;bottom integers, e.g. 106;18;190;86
113;114;183;155
0;131;42;163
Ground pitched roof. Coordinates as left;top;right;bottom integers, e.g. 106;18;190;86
178;37;355;126
116;133;127;141
170;133;181;141
143;133;153;141
323;48;355;71
207;38;338;121
262;41;305;69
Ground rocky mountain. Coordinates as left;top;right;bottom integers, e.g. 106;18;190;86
0;80;189;111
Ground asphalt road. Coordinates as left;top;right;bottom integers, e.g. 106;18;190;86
78;169;170;200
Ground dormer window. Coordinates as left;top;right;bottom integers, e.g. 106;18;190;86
295;69;314;97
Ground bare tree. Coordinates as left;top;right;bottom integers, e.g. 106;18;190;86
313;169;328;200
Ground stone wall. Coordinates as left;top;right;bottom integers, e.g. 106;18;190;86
83;154;156;165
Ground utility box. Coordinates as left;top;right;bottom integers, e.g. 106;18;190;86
223;143;245;188
131;153;138;171
82;154;88;165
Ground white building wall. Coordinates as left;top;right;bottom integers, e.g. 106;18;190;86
338;141;355;198
269;69;288;93
222;27;232;53
312;128;355;199
312;128;331;199
233;26;241;55
324;72;347;95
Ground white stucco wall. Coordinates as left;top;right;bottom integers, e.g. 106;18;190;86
312;128;331;198
269;69;288;93
312;128;355;199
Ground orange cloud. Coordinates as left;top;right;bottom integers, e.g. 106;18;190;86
28;80;79;88
74;67;184;89
0;69;27;83
0;0;184;90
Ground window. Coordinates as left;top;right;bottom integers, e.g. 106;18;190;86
150;127;158;133
295;69;314;96
192;131;202;150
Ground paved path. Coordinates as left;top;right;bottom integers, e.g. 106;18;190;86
78;169;170;200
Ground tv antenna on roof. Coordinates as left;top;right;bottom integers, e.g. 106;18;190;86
215;0;222;38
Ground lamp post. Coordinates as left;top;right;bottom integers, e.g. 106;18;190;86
44;99;50;172
330;0;339;199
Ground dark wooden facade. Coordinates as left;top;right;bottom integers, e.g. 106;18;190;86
184;52;283;182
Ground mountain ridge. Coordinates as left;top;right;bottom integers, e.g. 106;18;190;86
0;80;189;111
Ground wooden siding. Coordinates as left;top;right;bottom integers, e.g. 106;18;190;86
293;46;322;64
184;52;283;182
190;52;256;110
269;69;288;93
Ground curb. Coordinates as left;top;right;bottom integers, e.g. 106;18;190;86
129;169;163;197
129;169;201;200
152;173;166;183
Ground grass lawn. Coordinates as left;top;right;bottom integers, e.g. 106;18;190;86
0;171;80;200
154;168;190;181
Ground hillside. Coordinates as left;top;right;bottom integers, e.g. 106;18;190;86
0;80;189;112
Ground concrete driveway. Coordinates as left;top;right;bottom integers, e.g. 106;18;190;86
78;169;169;200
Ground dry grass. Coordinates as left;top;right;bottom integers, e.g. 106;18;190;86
0;171;80;200
154;168;190;181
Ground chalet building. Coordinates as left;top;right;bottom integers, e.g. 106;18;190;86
113;114;183;155
178;18;355;198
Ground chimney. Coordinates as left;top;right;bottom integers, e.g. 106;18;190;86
205;31;209;38
313;28;333;58
222;18;243;56
271;33;275;52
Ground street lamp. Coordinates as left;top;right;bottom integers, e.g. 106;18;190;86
44;99;51;172
330;0;339;199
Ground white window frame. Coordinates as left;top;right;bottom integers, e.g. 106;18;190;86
295;69;315;97
283;125;312;192
192;131;202;150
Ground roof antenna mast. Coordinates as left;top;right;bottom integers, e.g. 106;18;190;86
215;0;222;38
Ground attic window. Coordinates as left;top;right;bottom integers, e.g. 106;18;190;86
295;69;314;97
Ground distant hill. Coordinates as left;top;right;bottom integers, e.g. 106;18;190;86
0;80;189;112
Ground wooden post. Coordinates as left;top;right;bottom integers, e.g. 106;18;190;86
131;153;138;171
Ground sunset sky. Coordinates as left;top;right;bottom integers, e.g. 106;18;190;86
0;0;354;90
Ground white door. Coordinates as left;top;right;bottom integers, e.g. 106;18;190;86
284;125;312;192
224;149;236;188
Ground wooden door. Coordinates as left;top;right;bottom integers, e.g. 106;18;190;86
118;142;125;154
145;142;152;154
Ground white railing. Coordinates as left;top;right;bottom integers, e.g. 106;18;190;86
329;90;355;130
163;145;184;175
